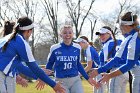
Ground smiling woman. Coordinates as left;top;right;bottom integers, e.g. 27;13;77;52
35;25;100;93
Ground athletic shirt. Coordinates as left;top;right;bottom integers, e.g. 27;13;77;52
84;45;100;68
0;34;56;87
0;34;35;77
119;30;140;73
99;37;122;67
98;29;137;74
46;42;89;80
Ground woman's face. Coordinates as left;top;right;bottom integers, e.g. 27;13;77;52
60;27;74;45
27;29;33;39
78;41;87;49
120;25;128;35
99;33;111;43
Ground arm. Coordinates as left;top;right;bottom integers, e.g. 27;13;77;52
46;47;55;70
97;57;120;74
77;60;89;80
84;61;92;72
26;62;56;88
16;41;56;87
100;60;136;84
16;62;38;80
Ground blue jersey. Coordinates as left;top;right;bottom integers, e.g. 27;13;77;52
98;29;137;74
0;34;56;87
99;37;122;67
84;45;100;68
119;30;140;73
46;42;89;80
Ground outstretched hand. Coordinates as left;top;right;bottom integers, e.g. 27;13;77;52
99;73;111;84
53;82;66;93
88;78;101;89
35;79;46;90
16;75;28;88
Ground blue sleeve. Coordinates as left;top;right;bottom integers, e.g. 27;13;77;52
97;57;121;74
77;57;89;80
16;63;38;80
26;62;56;88
16;40;36;62
119;60;136;73
46;48;55;70
91;48;100;66
99;51;105;66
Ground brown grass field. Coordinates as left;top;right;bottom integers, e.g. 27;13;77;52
16;79;130;93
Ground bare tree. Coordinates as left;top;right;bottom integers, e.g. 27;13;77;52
65;0;96;38
101;0;140;35
41;0;59;43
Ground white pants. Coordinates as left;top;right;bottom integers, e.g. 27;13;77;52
55;75;84;93
131;66;140;93
0;71;15;93
109;69;129;93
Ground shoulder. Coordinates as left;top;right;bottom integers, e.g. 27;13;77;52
72;42;81;50
14;34;29;48
50;43;61;52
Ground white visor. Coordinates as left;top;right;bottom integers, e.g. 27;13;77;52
74;38;87;43
119;20;134;25
19;23;34;30
96;28;111;35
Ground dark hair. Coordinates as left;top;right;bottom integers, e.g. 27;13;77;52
2;17;33;51
121;12;138;27
3;21;15;36
79;36;96;49
16;17;33;34
2;21;15;51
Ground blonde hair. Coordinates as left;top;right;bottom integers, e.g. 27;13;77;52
60;25;73;33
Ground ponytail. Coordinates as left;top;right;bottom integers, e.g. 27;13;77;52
2;24;19;51
89;42;97;50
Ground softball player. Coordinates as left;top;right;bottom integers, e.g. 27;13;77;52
0;21;37;92
74;36;101;93
95;26;128;93
92;12;140;93
0;17;65;93
45;25;100;93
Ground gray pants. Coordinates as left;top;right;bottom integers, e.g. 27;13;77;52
0;71;15;93
55;75;84;93
109;69;128;93
131;66;140;93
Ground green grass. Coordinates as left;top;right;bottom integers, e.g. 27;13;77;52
16;80;130;93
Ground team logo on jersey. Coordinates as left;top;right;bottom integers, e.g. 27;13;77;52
74;50;77;52
55;51;62;55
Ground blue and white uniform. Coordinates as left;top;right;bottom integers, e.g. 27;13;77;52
84;45;100;68
99;37;122;67
84;45;100;93
98;29;137;93
116;30;140;93
46;42;89;93
0;34;56;93
96;37;122;93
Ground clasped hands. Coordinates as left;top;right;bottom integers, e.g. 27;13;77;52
88;68;111;88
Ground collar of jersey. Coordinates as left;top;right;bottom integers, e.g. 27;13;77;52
102;37;112;44
61;42;73;47
123;29;137;37
18;34;26;40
